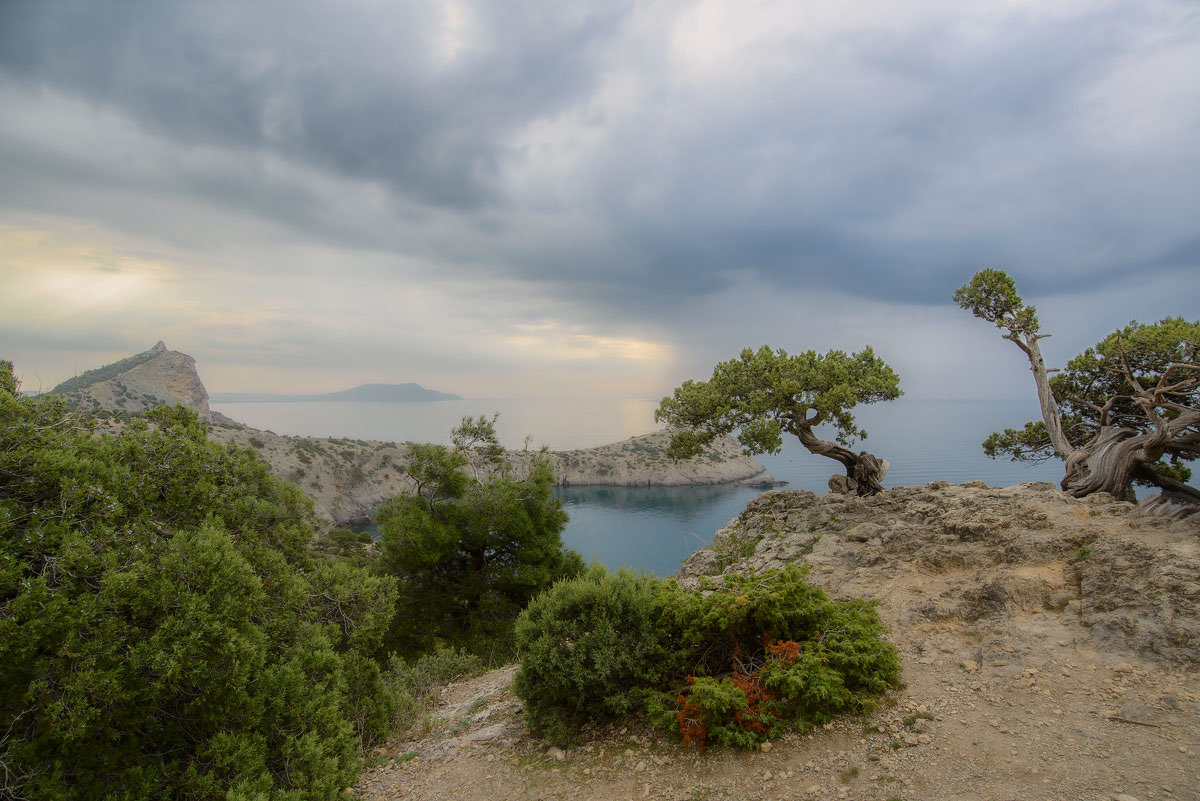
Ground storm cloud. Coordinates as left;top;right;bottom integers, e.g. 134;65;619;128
2;0;1198;396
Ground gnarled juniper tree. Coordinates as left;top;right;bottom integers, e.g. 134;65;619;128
955;269;1199;504
655;346;901;495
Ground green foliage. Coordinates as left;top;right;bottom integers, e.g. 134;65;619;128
319;526;375;558
377;417;583;656
655;345;901;458
981;420;1061;463
0;389;397;800
513;565;899;750
0;359;17;396
952;268;1041;338
1052;318;1199;484
513;565;669;743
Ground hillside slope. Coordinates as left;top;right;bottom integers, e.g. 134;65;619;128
355;482;1199;801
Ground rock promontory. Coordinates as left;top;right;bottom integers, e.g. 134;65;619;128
49;342;766;522
681;480;1200;666
353;481;1200;801
207;425;765;523
52;341;217;420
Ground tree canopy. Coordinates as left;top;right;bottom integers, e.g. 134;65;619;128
376;416;583;655
0;370;398;800
955;270;1199;503
655;345;901;494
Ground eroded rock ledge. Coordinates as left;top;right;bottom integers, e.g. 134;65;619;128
680;481;1200;666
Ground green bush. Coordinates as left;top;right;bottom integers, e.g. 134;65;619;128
0;376;398;801
513;565;667;743
513;565;900;750
377;417;583;658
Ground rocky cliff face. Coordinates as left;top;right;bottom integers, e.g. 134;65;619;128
53;341;214;419
531;430;764;488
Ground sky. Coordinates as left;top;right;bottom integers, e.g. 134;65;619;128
2;0;1198;401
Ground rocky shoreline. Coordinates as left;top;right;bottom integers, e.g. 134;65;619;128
209;423;766;524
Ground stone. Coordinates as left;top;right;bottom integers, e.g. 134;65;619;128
828;475;858;494
760;741;773;753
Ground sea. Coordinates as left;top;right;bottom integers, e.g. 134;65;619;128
211;396;1063;576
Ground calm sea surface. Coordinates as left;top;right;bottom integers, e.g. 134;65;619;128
212;396;1062;576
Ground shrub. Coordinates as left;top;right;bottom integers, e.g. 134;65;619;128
377;417;582;658
513;565;667;744
513;565;900;751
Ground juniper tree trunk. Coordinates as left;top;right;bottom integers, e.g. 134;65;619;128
796;427;888;495
1062;419;1200;503
1061;428;1145;501
1020;335;1074;458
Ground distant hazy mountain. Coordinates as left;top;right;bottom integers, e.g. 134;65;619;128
210;383;462;403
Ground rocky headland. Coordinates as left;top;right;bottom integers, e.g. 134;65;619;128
206;424;765;523
52;341;222;421
355;481;1200;801
52;342;766;523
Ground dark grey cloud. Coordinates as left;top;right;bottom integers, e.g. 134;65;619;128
0;0;628;207
2;0;1198;323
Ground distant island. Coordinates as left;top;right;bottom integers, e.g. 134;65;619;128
210;383;462;403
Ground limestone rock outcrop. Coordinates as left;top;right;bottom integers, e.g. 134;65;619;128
52;341;215;419
681;481;1200;666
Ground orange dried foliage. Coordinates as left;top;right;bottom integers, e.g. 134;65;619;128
766;637;801;667
674;638;804;751
676;677;709;754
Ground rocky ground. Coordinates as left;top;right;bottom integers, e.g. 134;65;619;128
354;482;1199;801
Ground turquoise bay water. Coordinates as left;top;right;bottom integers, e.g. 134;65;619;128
213;396;1062;576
